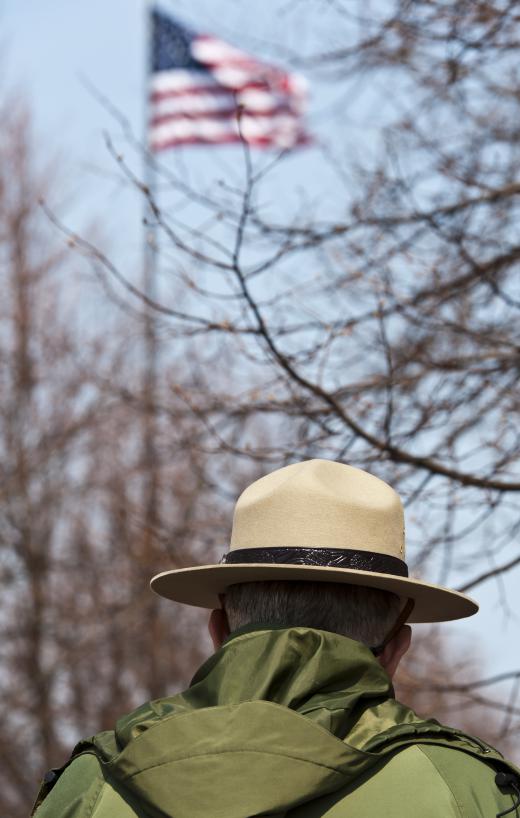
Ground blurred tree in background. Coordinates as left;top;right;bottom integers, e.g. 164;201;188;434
0;95;235;817
106;0;519;762
2;2;520;816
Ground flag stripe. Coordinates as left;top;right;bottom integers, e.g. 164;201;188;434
150;108;300;130
191;36;260;66
150;113;304;145
151;82;279;104
153;134;285;150
152;93;294;118
150;70;221;94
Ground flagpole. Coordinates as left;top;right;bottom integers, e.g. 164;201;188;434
142;0;160;566
143;0;157;302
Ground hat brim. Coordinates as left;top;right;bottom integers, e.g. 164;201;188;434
150;563;478;623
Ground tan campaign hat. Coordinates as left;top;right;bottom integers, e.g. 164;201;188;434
151;459;478;623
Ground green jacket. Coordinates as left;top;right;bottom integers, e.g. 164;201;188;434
33;626;519;818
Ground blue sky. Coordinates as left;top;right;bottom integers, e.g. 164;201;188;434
4;0;520;693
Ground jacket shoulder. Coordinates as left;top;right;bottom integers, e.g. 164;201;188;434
32;752;143;818
290;743;512;817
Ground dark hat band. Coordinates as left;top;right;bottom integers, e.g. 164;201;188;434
220;546;408;577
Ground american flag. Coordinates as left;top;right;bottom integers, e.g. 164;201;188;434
148;8;309;152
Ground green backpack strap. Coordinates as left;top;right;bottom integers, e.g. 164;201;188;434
365;721;520;815
368;721;518;770
31;728;122;815
30;740;99;816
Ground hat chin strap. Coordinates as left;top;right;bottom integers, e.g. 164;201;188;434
370;598;415;656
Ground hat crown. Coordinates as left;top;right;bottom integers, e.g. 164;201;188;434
230;459;405;559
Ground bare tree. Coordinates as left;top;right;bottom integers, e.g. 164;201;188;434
65;0;520;753
0;96;238;818
6;3;520;813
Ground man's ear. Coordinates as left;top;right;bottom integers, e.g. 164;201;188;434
208;602;230;651
378;625;411;679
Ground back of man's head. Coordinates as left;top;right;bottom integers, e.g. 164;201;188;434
224;580;401;647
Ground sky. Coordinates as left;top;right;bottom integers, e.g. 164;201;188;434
3;0;383;251
4;0;520;697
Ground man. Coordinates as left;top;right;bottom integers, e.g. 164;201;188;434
33;460;520;817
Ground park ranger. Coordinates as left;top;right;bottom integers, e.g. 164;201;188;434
33;459;520;817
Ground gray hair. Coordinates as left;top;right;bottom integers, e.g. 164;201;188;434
224;580;401;647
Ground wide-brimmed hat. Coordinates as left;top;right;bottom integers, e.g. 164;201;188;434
151;459;478;623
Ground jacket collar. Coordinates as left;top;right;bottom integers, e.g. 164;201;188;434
113;625;422;751
186;625;394;738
